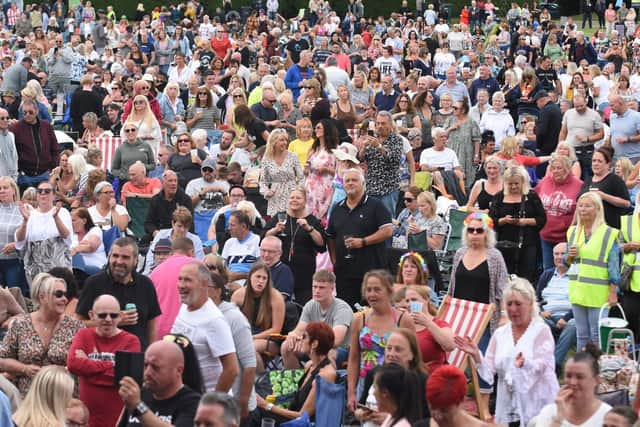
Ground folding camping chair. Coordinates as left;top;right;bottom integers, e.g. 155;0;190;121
314;373;347;427
436;295;495;421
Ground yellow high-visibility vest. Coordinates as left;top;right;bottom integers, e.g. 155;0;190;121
620;214;640;292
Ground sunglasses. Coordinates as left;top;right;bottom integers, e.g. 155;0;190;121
202;167;214;172
233;95;244;99
134;100;146;105
206;264;218;271
23;110;36;115
140;86;150;90
198;92;208;95
53;289;67;299
163;334;190;349
37;188;53;194
96;312;119;319
124;128;137;133
178;139;191;143
403;197;415;202
466;227;485;234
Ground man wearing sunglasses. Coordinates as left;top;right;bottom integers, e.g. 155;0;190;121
186;158;229;214
68;294;141;427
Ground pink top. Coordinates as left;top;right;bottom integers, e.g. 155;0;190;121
534;173;583;243
149;255;199;339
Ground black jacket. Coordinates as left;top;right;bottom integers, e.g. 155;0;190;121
143;189;194;240
536;101;562;155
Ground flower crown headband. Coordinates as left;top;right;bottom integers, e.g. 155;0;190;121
464;212;494;230
398;251;427;272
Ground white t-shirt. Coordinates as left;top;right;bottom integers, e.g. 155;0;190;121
15;207;73;251
172;299;236;392
433;52;456;76
592;74;611;107
419;147;460;170
71;226;107;269
535;402;611;426
88;205;129;230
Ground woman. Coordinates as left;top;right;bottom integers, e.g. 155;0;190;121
445;99;481;188
49;150;79;208
356;328;429;426
566;72;586;103
497;136;551;168
226;87;248;134
456;277;559;426
12;365;74;426
427;365;493;427
393;187;422;250
405;285;454;372
103;81;126;107
277;90;302;141
217;76;245;125
565;191;620;352
0;177;25;294
48;267;80;319
432;93;455;128
410;191;448;251
144;206;204;273
535;154;583;270
128;43;149;66
613;75;634;101
393;252;429;293
234;104;269;148
535;345;612;426
203;253;231;287
391;94;421;139
372;364;423;426
264;188;325;304
87;181;129;231
256;322;337;422
305;119;338;222
414;89;434;149
350;70;375;116
158;81;185;140
466;156;503;213
0;273;83;396
581;146;630;229
154;29;174;75
546;142;582;180
298;78;324;116
172;25;192;58
489;165;546;282
479;92;515;151
19;82;51;122
168;132;208;189
259;129;304;216
78;112;99;147
514;67;542;119
231;262;285;371
347;270;414;410
288;117;314;167
15;181;72;286
123;95;162;156
335;85;360;131
543;33;565;63
70;207;106;275
186;86;220;139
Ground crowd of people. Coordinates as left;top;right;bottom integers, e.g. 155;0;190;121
4;0;640;426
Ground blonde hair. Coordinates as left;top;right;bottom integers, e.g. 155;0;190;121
0;176;20;202
125;94;157;129
67;154;88;180
503;276;539;319
405;285;437;315
30;273;65;310
264;129;289;160
554;141;578;162
295;117;312;140
417;191;437;219
574;191;606;231
236;200;257;225
13;365;74;427
500;136;521;158
616;157;634;181
503;165;531;196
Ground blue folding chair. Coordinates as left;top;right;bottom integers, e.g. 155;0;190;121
314;374;346;427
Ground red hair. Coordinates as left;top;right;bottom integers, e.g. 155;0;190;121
426;366;467;408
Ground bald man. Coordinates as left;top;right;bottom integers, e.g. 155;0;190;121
120;161;162;206
118;340;201;427
68;294;141;427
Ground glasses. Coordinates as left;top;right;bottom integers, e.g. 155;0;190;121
399;100;408;103
403;197;415;202
100;190;115;195
53;289;67;299
202;167;214;172
124;128;137;133
233;95;244;99
23;110;36;115
466;227;485;234
140;86;150;90
37;188;53;194
0;117;8;120
96;312;119;319
178;139;191;143
163;334;191;349
112;86;121;90
206;264;218;271
198;91;208;95
266;99;277;103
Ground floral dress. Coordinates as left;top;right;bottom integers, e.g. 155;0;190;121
305;149;336;223
259;152;304;216
444;116;481;188
0;314;83;396
358;310;402;379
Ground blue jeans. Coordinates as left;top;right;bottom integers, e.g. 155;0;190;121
540;239;558;271
572;304;604;352
17;172;50;192
544;316;577;368
0;259;27;296
373;191;399;218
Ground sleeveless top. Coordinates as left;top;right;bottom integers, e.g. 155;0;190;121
290;357;333;412
336;102;357;130
358;309;403;378
477;180;497;211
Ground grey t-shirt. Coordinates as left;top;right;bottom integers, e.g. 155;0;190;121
300;298;354;348
562;107;604;148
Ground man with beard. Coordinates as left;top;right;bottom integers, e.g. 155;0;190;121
76;237;162;349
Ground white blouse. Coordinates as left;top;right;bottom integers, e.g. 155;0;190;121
15;207;72;251
477;318;559;427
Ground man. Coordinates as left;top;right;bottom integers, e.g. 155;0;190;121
209;130;235;165
70;73;103;134
536;243;577;373
118;340;201;426
47;35;74;118
609;93;640;163
535;56;562;93
11;98;58;190
374;74;400;112
150;238;197;339
326;42;351;75
569;32;597;65
435;66;471;102
357;111;404;217
259;236;294;300
469;65;500;105
208;274;256;422
186;159;230;213
221;211;260;282
121;161;162;206
144;170;193;241
146;238;174;275
92;73;110;102
76;237;162;349
323;57;350;92
207;185;262;248
172;262;239;393
194;392;241;427
250;88;279;130
534;90;562;158
326;168;393;306
68;294;141;427
558;94;604;180
373;46;401;84
0;56;31;94
0;108;17;180
285;29;310;65
281;270;353;369
148;144;175;180
210;28;233;64
92;13;109;54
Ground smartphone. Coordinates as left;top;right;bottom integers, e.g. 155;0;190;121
367;129;375;136
410;301;424;313
114;351;144;387
356;403;372;412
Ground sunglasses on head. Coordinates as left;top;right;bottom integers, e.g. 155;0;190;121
467;227;485;234
96;312;119;319
206;263;218;271
53;289;67;299
37;188;53;194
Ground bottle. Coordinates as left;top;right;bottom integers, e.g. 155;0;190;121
266;395;276;404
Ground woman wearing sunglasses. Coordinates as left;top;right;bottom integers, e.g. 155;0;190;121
15;181;72;286
0;273;83;397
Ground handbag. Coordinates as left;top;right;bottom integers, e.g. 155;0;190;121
621;261;634;293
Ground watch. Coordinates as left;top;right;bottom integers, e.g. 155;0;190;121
133;401;150;417
265;402;274;411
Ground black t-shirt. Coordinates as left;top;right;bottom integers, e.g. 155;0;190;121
76;270;162;350
580;172;630;229
286;38;310;63
250;103;278;125
246;119;268;148
119;386;200;427
199;50;215;71
535;68;558;91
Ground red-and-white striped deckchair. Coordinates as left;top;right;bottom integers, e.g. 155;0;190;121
436;295;495;420
93;135;122;171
